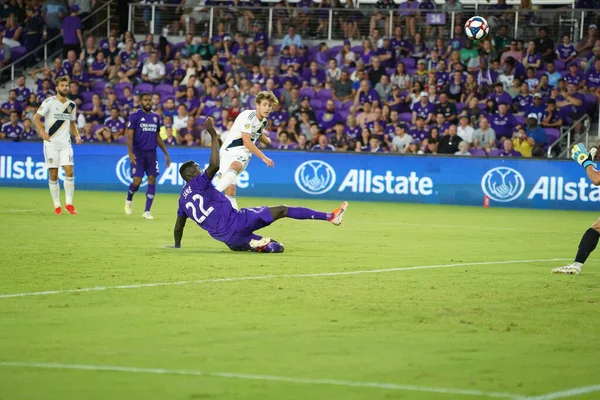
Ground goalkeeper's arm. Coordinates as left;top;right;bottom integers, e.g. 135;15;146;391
573;144;600;185
585;164;600;186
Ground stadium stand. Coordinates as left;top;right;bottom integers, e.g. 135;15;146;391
1;0;600;158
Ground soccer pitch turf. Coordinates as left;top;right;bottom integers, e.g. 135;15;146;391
1;187;600;400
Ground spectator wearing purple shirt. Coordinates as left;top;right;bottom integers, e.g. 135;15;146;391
513;82;533;113
302;62;326;89
489;103;517;139
359;40;377;68
354;79;380;111
14;75;31;106
276;131;296;150
181;87;200;116
317;100;343;134
498;139;522;157
252;23;268;49
105;107;127;139
88;52;108;82
61;5;83;59
523;41;542;70
585;59;600;89
411;92;434;124
85;94;107;125
564;63;585;88
312;134;336;151
1;90;22;119
282;66;301;89
488;82;513;106
431;112;452;135
558;82;587;120
376;37;396;70
0;111;24;140
409;116;429;142
556;35;577;65
268;102;289;131
398;0;419;37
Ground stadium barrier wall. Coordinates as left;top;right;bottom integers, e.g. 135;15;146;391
1;141;599;211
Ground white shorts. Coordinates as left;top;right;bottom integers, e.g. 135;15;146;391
219;146;251;175
43;146;73;169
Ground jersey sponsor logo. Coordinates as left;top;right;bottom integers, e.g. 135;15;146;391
481;166;525;202
294;160;337;195
115;154;148;187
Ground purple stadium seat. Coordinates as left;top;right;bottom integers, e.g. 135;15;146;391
309;44;320;56
334;99;342;110
456;102;466;112
172;41;185;54
342;100;353;111
114;82;133;96
339;110;350;121
488;149;501;156
400;58;416;69
135;83;154;93
478;103;487;111
299;88;315;99
155;83;175;96
80;103;93;111
81;91;94;104
273;44;282;53
514;115;525;126
316;89;332;101
273;87;283;99
92;124;104;134
399;112;412;123
545;128;560;144
470;148;487;156
165;63;174;75
195;115;207;126
327;45;342;59
406;67;417;76
10;46;25;62
351;46;362;53
269;130;277;140
554;60;565;71
386;67;395;77
535;70;545;80
310;98;323;109
91;81;107;92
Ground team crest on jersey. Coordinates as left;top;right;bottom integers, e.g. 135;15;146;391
48;158;53;163
153;116;157;123
132;167;136;174
244;123;251;131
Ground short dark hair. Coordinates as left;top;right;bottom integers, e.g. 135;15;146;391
179;160;200;182
140;92;152;99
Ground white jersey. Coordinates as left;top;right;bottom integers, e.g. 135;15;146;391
37;96;77;149
220;109;268;150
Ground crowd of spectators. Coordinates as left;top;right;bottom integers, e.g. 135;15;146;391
1;0;600;158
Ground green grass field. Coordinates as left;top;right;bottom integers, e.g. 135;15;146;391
1;187;600;400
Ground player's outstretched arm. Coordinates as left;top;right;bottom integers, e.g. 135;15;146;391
572;144;600;185
242;133;274;167
259;133;271;146
204;117;221;180
173;215;187;248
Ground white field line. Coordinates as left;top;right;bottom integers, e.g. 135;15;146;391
0;361;526;399
524;385;600;400
355;221;582;234
0;258;570;300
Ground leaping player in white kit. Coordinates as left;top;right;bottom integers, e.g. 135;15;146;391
214;91;278;209
33;76;82;215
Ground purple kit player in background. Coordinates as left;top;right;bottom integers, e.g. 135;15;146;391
125;92;172;220
171;117;348;253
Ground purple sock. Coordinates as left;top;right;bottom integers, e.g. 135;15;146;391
286;207;332;221
127;183;140;201
145;184;156;212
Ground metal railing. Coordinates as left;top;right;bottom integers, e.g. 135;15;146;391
127;3;599;42
0;1;114;84
547;113;591;158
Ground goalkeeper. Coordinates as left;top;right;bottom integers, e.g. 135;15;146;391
553;143;600;275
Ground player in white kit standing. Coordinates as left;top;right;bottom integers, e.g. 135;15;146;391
33;76;82;215
214;91;277;209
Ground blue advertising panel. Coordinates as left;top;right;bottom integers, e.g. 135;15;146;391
1;141;598;211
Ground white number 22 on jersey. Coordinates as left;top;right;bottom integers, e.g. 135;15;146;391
185;194;214;224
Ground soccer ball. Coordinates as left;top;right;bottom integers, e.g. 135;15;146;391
464;16;490;41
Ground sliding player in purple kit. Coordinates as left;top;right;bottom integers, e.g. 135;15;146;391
125;92;172;219
170;117;348;253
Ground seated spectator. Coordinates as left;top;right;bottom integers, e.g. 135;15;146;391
353;79;379;111
455;141;471;156
88;52;108;82
118;54;141;84
1;90;22;120
103;36;120;65
525;93;545;121
104;107;126;139
498;138;522;157
119;86;134;110
439;124;463;154
412;92;434;124
513;82;532;114
541;99;563;128
163;126;177;146
302;61;325;90
4;13;22;43
0;33;11;70
178;117;202;146
358;135;385;153
487;82;512;105
312;134;335;151
14;74;31;106
67;82;82;107
141;52;166;85
181;87;200;116
295;133;311;151
71;61;90;91
473;116;497;152
119;38;137;63
457;114;474;144
512;126;533;157
489;102;517;139
525;113;548;157
409;116;429;142
556;34;577;65
275;131;294;150
38;79;56;102
525;67;539;91
375;75;392;102
524;41;542;70
21;118;37;140
435;93;457;123
80;122;99;143
392;125;413;153
545;62;562;88
424;137;439;154
1;110;24;140
85;94;106;125
464;97;481;124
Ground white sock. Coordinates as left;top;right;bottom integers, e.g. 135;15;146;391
573;262;583;268
215;169;238;192
64;177;75;205
49;180;60;208
226;195;238;210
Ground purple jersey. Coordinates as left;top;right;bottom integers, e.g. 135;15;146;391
488;91;512;105
177;173;274;248
489;113;516;138
105;116;126;134
202;95;220;109
302;70;326;88
412;102;433;119
318;111;341;131
36;89;56;102
409;127;428;141
359;89;379;105
127;109;160;151
1;122;24;139
15;86;31;104
2;100;22;114
345;126;361;139
513;94;532;112
586;70;600;88
269;111;289;128
564;72;583;86
526;53;541;67
182;97;200;113
556;44;576;60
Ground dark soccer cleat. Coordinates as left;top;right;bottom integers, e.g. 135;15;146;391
65;204;78;215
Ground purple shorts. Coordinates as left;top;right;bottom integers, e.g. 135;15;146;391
226;206;274;250
131;149;159;178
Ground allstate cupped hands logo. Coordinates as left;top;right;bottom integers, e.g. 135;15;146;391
294;160;336;195
481;167;525;202
116;155;148;187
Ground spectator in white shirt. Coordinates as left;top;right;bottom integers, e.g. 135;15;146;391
141;51;165;84
173;104;189;131
457;114;474;143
